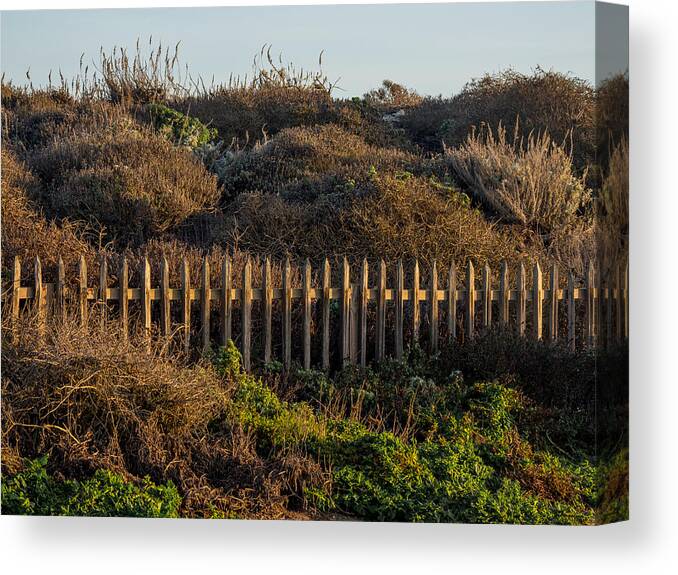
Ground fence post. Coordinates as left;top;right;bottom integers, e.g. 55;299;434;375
533;262;543;340
34;256;44;337
241;258;252;371
181;258;190;353
567;271;576;351
585;260;595;347
412;259;420;344
283;257;292;370
360;258;369;367
303;259;312;370
201;256;210;353
466;260;475;340
517;262;526;337
549;263;559;342
263;257;272;364
10;256;21;334
160;256;170;337
430;260;439;353
119;257;129;341
56;256;66;323
395;259;404;359
375;259;386;362
341;257;351;364
499;261;509;327
482;263;491;330
448;261;457;342
78;255;88;327
321;258;330;370
623;261;629;339
142;256;152;344
221;255;232;348
605;266;613;348
615;262;623;343
99;256;108;330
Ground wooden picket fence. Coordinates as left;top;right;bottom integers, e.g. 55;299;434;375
5;254;628;371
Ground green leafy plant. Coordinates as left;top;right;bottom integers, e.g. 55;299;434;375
147;102;218;149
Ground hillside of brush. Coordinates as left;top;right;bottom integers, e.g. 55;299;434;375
1;44;628;522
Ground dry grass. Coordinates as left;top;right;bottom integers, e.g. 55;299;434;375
1;313;324;519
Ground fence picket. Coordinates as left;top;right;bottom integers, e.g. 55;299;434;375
341;258;351;364
430;260;439;353
77;255;88;327
482;263;491;329
448;262;457;341
181;258;190;353
360;258;369;367
395;260;404;359
549;264;558;341
283;257;292;370
119;257;129;341
34;256;44;336
242;258;252;371
517;262;526;336
412;259;420;343
533;262;543;340
567;271;575;351
322;258;330;370
623;261;629;339
11;256;21;332
160;257;170;337
142;256;152;343
585;261;594;347
615;262;623;342
376;259;387;361
499;261;509;326
303;259;312;370
221;255;232;348
263;257;272;363
57;257;66;323
466;261;475;340
201;256;210;352
98;257;108;330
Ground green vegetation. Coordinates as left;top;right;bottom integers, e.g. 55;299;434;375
2;456;180;517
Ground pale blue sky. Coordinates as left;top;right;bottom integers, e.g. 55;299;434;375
1;2;600;97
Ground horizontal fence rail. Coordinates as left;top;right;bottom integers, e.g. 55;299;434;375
5;255;629;371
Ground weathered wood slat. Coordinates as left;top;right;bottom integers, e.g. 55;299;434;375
322;258;330;370
201;257;210;352
606;266;613;347
615;262;623;342
549;264;559;342
263;257;273;363
395;260;404;359
241;258;252;371
585;260;595;347
11;256;21;332
221;256;232;348
78;255;88;327
517;262;526;336
466;260;475;340
303;259;312;370
56;257;66;323
119;257;129;341
624;261;629;339
499;261;509;326
376;259;387;362
412;259;420;343
533;262;543;340
430;260;439;353
360;258;369;367
567;271;576;351
282;257;292;370
181;258;190;353
141;256;152;344
448;262;457;341
34;256;44;336
160;257;170;337
340;258;351;364
98;257;108;330
482;263;491;330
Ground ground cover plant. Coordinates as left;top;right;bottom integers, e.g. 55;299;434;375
1;42;628;522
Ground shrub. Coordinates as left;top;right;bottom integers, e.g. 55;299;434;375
599;139;629;261
145;102;218;149
218;124;417;201
445;123;592;237
0;148;96;277
363;80;422;113
439;68;595;170
2;456;181;517
27;124;220;245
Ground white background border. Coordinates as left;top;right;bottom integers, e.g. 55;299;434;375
1;1;676;573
